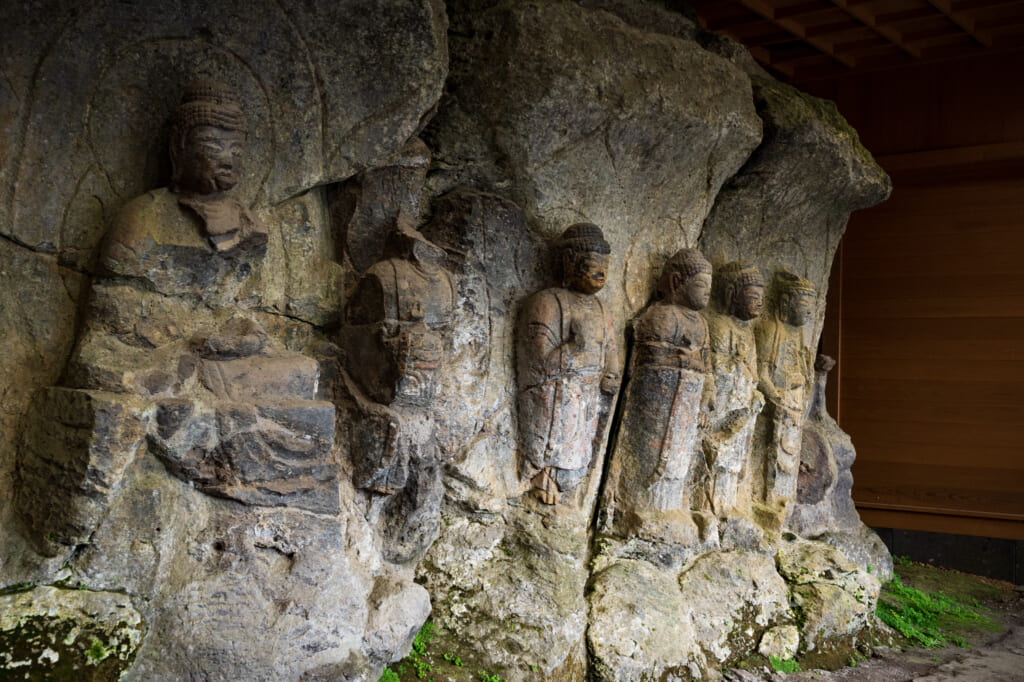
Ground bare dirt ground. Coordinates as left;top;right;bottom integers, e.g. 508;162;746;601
725;563;1024;682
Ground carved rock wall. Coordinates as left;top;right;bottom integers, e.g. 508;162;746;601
1;1;893;680
0;1;447;679
417;2;892;680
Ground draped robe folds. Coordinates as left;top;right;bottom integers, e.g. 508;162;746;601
616;304;710;513
756;316;813;506
342;255;455;493
517;288;617;480
705;312;764;515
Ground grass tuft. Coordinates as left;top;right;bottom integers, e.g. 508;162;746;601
769;654;800;673
876;574;998;648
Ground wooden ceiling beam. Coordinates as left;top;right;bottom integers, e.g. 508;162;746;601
726;18;793;38
744;29;806;46
746;45;774;64
917;38;984;58
829;0;925;57
804;18;863;37
773;1;834;19
974;12;1024;29
950;0;1023;11
770;51;842;68
899;23;963;42
704;12;764;32
736;0;859;66
873;8;940;26
838;43;905;61
765;43;826;64
928;0;994;45
832;34;890;53
988;27;1024;47
787;57;850;80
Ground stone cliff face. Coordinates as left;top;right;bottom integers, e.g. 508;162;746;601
0;1;891;679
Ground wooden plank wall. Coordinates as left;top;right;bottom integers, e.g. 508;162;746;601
800;49;1024;541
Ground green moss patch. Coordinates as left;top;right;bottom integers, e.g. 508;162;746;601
876;574;1001;649
0;586;143;681
380;620;521;682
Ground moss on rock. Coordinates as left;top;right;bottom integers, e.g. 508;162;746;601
0;585;143;681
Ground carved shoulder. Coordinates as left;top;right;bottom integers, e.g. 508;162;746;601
98;188;204;277
633;302;677;345
518;288;565;342
98;190;163;276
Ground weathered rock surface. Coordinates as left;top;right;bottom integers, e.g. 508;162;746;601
1;3;447;676
0;240;86;579
679;551;793;667
776;537;881;652
0;0;447;269
419;503;599;680
427;0;762;319
588;559;704;681
17;389;152;550
0;1;897;679
699;76;891;343
759;625;801;661
411;2;891;680
0;586;144;678
789;358;893;581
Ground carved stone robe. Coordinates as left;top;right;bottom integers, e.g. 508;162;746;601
517;287;617;478
756;315;813;506
705;311;764;515
342;255;455;494
621;303;710;508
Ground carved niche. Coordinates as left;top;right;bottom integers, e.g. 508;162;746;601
754;271;816;512
516;223;620;505
702;261;766;520
18;82;339;550
603;248;715;547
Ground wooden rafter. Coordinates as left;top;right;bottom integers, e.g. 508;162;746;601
830;0;925;57
735;0;858;66
928;0;993;45
690;0;1024;82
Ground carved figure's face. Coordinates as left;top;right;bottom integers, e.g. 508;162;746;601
177;125;245;194
677;271;711;310
785;291;815;327
732;284;764;321
565;251;609;295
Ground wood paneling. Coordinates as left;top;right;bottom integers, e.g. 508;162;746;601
804;50;1024;154
814;50;1024;539
857;508;1024;541
853;461;1024;519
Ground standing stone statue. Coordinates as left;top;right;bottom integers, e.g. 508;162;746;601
755;271;816;511
340;217;456;495
703;261;765;521
516;223;620;505
604;249;715;547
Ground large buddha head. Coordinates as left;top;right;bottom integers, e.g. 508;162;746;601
169;80;247;195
